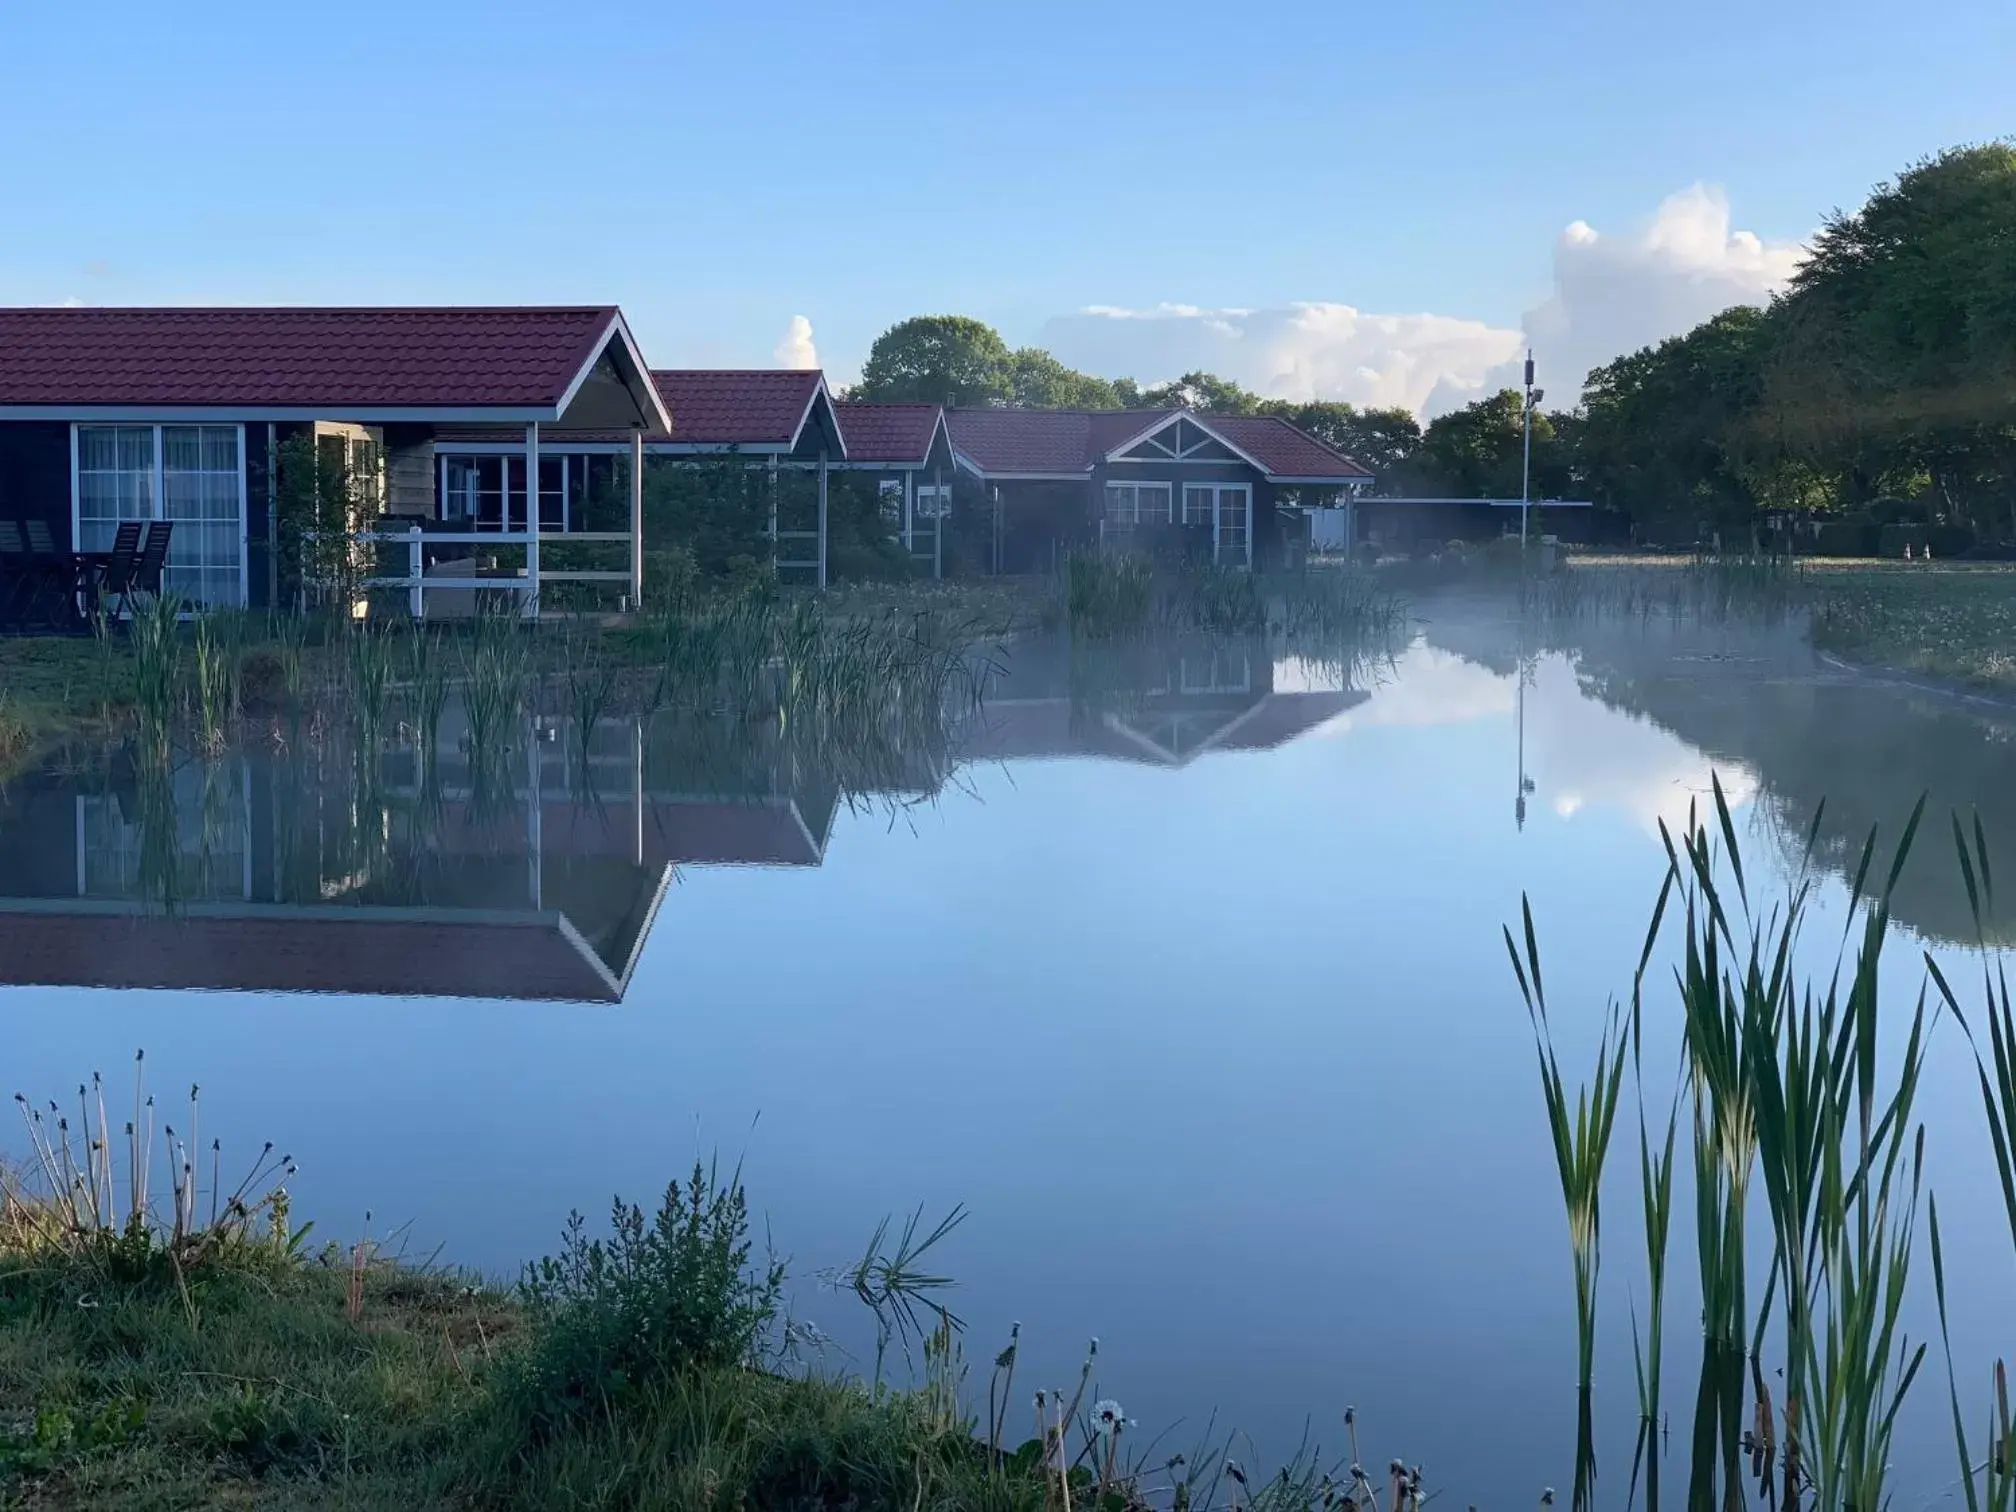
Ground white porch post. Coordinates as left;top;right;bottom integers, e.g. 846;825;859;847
408;524;424;619
816;449;829;590
903;471;915;552
524;421;541;619
629;430;645;609
933;466;945;580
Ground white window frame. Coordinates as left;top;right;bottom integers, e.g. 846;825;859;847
1181;482;1253;566
70;422;249;609
1103;481;1172;525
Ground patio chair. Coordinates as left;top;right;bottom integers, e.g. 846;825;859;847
97;521;144;619
129;520;175;609
2;518;70;629
0;520;29;626
24;518;89;631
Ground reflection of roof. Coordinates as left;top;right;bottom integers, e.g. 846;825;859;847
0;905;633;1003
945;407;1372;481
962;691;1365;766
0;306;624;410
833;402;943;464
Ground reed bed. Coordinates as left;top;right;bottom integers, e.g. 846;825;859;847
1511;778;2000;1510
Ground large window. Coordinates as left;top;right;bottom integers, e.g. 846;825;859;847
76;424;244;607
1104;482;1172;525
439;454;577;531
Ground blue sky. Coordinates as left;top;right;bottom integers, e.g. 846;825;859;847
2;0;2009;406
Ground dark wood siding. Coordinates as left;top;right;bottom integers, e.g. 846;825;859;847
0;422;74;552
245;423;273;610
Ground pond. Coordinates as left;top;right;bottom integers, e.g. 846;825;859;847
4;590;2012;1505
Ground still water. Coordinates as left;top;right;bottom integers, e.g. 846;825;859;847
4;593;2012;1504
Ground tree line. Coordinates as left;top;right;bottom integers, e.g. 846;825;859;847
851;143;2016;544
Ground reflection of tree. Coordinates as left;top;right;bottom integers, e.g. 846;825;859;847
1425;601;2016;944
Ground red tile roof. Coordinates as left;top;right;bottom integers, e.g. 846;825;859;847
0;306;622;410
945;407;1370;480
945;407;1102;474
1206;415;1373;480
833;402;943;464
649;369;825;446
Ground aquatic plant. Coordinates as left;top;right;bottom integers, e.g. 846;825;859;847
129;590;183;760
1065;551;1156;637
1505;899;1628;1397
4;1051;300;1275
266;609;313;718
346;619;398;752
405;626;451;767
191;609;245;754
459;601;531;796
1926;814;2016;1512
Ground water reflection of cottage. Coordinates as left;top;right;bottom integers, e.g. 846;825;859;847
0;711;933;1004
966;634;1368;767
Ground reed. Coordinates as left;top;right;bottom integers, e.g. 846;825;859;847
1925;813;2016;1511
347;620;398;752
191;609;244;755
267;609;313;718
459;602;529;776
129;590;183;760
1065;551;1156;638
1505;896;1629;1395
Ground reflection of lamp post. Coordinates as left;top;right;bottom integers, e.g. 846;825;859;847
1514;647;1537;832
1520;349;1535;550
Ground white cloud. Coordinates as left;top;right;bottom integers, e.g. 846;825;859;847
1037;183;1807;419
1479;184;1807;413
1042;302;1520;416
772;315;819;369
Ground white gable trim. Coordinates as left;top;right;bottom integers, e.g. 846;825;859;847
1103;409;1271;474
553;310;673;433
785;375;848;459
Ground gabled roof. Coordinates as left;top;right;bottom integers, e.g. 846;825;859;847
649;369;841;453
946;406;1370;482
0;306;668;428
833;402;948;465
1203;415;1373;482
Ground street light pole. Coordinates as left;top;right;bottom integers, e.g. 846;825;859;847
1520;348;1534;550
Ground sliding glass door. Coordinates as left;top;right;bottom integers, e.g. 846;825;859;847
1181;484;1252;566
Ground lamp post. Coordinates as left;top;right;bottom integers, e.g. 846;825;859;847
1520;348;1534;550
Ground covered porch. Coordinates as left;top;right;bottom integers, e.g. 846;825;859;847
0;305;667;625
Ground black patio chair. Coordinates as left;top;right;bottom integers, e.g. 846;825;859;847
129;520;175;609
0;520;30;627
97;521;144;619
23;518;88;631
1;518;71;629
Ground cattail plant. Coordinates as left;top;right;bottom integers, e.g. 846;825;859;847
1506;896;1628;1395
1926;811;2016;1512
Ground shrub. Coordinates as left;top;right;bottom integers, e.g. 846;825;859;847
510;1161;784;1435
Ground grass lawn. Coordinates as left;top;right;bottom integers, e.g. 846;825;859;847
1797;559;2016;691
1;1146;1135;1512
1560;555;2016;693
